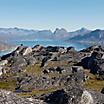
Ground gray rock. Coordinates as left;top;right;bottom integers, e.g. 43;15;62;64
0;89;44;104
43;88;104;104
67;47;76;53
32;45;44;52
81;49;104;79
101;88;104;94
0;60;8;66
23;47;32;56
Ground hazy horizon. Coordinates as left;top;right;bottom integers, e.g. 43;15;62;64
0;26;101;32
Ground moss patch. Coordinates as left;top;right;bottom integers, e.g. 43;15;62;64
25;64;43;77
0;79;16;91
46;61;70;68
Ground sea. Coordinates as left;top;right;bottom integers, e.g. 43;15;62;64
0;40;90;57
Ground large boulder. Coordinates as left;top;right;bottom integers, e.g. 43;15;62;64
32;45;44;52
46;46;65;53
81;50;104;79
44;89;68;104
7;45;32;56
43;88;104;104
71;66;85;83
58;47;67;54
80;90;104;104
0;60;8;66
0;66;3;76
101;88;104;94
23;47;32;56
67;47;76;53
24;55;37;65
0;89;43;104
10;56;27;67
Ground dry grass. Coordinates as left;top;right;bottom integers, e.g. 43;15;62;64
0;79;16;91
84;69;104;92
25;64;43;77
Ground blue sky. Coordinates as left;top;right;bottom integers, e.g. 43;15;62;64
0;0;104;31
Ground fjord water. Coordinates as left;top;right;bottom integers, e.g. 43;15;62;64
0;40;90;56
8;40;89;50
0;50;12;57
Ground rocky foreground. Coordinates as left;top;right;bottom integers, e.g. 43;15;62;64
0;44;104;104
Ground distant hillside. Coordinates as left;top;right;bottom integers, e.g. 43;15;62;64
68;27;91;38
0;42;14;51
0;27;91;41
0;27;53;41
69;29;104;45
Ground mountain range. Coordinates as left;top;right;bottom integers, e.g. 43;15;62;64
0;27;104;45
69;29;104;45
0;27;90;40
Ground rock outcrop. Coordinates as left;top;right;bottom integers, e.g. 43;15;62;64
80;45;104;79
0;45;104;104
0;89;44;104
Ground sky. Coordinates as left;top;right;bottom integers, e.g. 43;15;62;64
0;0;104;31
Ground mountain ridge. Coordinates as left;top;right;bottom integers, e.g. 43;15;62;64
0;27;104;45
0;27;91;41
69;29;104;45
